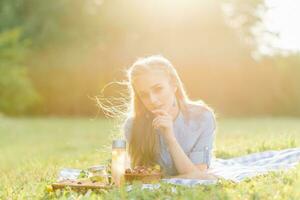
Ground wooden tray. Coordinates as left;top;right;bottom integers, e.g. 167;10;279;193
52;180;113;191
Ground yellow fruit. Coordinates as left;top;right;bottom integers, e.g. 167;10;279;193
46;185;53;193
154;164;161;171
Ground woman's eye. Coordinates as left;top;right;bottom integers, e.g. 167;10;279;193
154;86;162;92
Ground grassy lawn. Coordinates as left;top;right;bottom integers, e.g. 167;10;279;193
0;116;300;199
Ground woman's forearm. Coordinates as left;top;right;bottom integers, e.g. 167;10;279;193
169;170;217;180
164;133;198;174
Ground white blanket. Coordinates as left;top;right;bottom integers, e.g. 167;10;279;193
57;148;300;190
159;147;300;187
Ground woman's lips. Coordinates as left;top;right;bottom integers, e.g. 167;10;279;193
151;106;163;111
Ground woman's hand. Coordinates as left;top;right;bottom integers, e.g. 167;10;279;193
152;110;174;139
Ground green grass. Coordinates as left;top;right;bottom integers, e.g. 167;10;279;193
0;116;300;199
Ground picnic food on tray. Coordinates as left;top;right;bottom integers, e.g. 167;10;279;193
124;164;162;183
52;163;113;191
51;139;164;190
87;165;110;183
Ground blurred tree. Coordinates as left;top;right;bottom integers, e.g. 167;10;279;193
0;28;39;115
221;0;266;50
269;54;300;116
1;0;299;116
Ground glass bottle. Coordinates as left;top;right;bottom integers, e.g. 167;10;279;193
111;139;126;186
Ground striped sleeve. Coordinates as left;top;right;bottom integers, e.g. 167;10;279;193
188;110;216;168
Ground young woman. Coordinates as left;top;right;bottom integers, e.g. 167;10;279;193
120;55;217;180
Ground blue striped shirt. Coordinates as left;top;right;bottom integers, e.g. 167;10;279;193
123;103;216;176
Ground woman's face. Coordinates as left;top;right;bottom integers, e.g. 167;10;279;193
133;69;177;114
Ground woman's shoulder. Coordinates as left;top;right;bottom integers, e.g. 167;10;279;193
185;101;216;131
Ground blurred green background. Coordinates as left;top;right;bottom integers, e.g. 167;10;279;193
1;1;300;198
1;0;300;117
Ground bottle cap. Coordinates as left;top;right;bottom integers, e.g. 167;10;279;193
112;139;126;149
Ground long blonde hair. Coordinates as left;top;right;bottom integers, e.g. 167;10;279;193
125;55;212;167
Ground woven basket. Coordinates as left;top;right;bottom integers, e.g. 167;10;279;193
124;173;162;183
